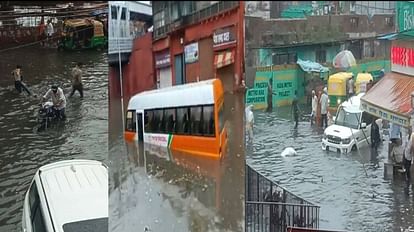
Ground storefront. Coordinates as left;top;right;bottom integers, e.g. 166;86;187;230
213;25;237;92
361;39;414;128
155;50;172;88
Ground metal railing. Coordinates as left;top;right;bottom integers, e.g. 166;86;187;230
246;165;320;232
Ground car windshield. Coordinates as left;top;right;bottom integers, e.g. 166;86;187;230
63;217;108;232
335;107;360;130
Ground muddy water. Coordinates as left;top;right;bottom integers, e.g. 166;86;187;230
0;47;108;232
247;106;414;232
109;91;245;232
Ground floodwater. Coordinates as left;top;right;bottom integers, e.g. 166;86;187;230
0;47;108;231
246;106;414;232
109;91;245;232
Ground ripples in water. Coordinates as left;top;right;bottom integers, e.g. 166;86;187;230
0;48;108;231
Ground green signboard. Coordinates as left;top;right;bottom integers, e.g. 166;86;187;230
398;1;414;36
246;77;269;110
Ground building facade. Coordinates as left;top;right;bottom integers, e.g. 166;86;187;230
151;1;245;93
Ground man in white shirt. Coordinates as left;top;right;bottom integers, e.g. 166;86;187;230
347;76;354;99
311;90;318;126
43;85;66;120
46;19;54;46
245;105;254;142
403;129;414;181
319;87;329;128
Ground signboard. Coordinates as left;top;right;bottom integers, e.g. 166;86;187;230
155;51;171;68
360;100;410;127
213;26;236;49
398;1;414;35
245;79;268;109
184;42;199;64
391;45;414;75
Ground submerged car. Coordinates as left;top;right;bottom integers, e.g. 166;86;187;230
22;159;108;232
321;93;381;154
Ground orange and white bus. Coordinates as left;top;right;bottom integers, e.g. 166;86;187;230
124;79;227;158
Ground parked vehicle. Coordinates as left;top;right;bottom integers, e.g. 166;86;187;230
58;18;107;51
327;72;353;108
321;93;381;154
22;159;108;232
36;101;59;131
355;73;373;94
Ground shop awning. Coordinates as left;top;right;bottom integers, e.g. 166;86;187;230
360;72;414;128
214;50;235;69
296;58;329;73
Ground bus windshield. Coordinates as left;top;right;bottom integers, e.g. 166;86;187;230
335;107;361;130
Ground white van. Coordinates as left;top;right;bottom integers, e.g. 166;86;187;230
22;159;108;232
321;93;380;154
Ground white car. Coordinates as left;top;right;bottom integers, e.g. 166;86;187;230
22;159;108;232
321;93;381;154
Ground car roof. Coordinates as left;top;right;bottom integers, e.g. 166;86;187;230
37;159;108;231
341;93;365;113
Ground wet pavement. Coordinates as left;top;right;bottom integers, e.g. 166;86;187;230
109;91;245;232
246;105;414;232
0;47;108;232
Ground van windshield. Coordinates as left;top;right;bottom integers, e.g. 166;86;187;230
335;107;361;129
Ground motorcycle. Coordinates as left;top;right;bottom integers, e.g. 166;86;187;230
36;101;62;131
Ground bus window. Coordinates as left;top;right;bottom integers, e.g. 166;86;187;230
153;109;163;133
176;107;189;135
218;104;224;133
125;110;136;132
203;105;215;136
190;106;203;135
144;111;152;132
164;109;176;133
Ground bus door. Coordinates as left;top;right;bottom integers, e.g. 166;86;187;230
137;112;144;141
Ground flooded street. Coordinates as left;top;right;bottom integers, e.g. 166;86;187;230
109;92;245;232
246;106;414;232
0;47;108;232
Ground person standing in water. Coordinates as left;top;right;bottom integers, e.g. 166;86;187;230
292;90;300;128
70;62;84;98
11;65;32;95
311;90;318;126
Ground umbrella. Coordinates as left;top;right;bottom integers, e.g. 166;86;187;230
333;50;357;69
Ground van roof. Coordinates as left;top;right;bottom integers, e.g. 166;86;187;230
38;159;108;231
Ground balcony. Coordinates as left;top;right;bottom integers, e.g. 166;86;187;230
108;36;133;65
153;1;239;39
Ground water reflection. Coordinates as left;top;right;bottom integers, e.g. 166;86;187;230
109;92;245;232
247;106;414;231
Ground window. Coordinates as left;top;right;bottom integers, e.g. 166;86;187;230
361;112;373;125
121;7;126;20
203;105;215;137
190;106;203;135
28;183;47;232
125;110;136;132
144;110;153;132
170;2;180;21
218;104;224;133
272;52;297;65
350;17;359;28
176;107;190;134
316;50;326;63
180;1;194;16
164;109;176;133
111;6;117;19
153;109;163;133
